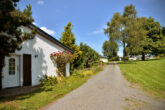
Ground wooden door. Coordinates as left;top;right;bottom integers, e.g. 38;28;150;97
23;54;31;86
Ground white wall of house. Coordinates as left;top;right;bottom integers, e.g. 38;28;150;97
65;63;70;77
2;27;70;88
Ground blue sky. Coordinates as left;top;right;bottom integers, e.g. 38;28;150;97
18;0;165;56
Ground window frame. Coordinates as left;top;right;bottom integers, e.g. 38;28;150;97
9;58;16;75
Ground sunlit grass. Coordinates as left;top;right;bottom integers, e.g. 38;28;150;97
119;58;165;98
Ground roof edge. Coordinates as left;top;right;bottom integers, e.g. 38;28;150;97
28;24;74;53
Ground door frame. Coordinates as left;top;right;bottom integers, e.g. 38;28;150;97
1;55;21;89
23;54;32;86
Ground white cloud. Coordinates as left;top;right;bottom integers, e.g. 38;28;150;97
89;29;104;35
37;0;44;5
40;26;55;35
89;25;107;35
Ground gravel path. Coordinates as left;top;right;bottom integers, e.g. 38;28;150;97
43;64;165;110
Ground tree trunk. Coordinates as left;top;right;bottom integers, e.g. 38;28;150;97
0;68;2;89
0;55;5;89
142;53;145;61
123;43;126;64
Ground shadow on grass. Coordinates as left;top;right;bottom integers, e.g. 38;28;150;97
0;86;53;102
118;61;137;64
117;58;162;64
141;58;160;62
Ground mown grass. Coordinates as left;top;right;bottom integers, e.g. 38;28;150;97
119;58;165;98
0;65;104;110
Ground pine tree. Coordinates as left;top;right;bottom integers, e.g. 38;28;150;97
0;0;35;89
60;22;82;68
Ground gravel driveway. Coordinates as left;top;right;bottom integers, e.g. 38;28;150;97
43;63;165;110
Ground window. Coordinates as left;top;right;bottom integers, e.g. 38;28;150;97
9;58;15;75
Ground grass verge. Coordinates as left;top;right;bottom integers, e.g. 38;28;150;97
0;65;104;110
119;58;165;99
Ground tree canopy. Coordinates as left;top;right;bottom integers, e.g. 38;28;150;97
60;22;82;59
76;43;100;68
127;17;147;56
102;40;118;59
142;17;165;59
104;4;146;63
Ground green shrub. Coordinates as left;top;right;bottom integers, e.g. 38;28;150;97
72;65;103;78
158;54;165;57
50;51;75;76
91;66;103;73
109;56;119;61
39;74;58;86
82;70;94;76
121;56;129;61
72;70;84;77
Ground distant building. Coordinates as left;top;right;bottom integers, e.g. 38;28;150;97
119;57;122;61
100;56;108;63
129;55;154;61
129;55;141;60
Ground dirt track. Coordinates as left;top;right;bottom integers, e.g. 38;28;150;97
43;64;165;110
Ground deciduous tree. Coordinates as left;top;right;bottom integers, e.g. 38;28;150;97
77;43;100;68
104;4;146;63
142;17;165;60
102;40;118;59
127;17;147;57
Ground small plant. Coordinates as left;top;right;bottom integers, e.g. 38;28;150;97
158;54;165;57
50;51;75;76
121;56;129;61
82;70;93;76
39;74;58;86
91;66;103;73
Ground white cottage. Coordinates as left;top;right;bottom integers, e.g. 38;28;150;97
1;24;73;89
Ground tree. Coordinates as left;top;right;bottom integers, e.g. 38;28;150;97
162;27;165;36
104;4;146;63
60;22;82;68
102;40;118;59
161;27;165;55
127;17;147;57
77;43;100;68
0;0;35;89
142;17;165;60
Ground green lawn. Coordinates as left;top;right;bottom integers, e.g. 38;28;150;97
119;58;165;98
0;66;104;110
